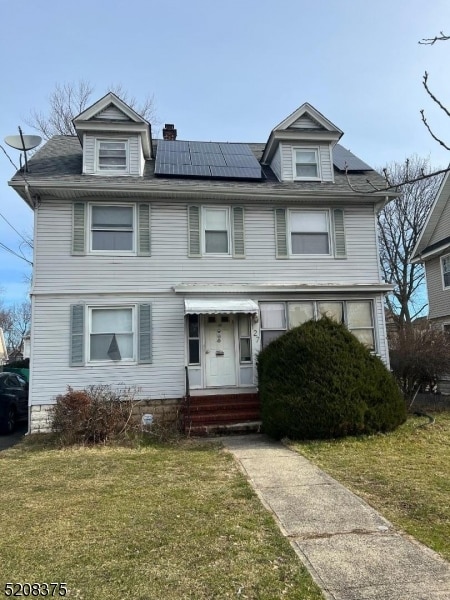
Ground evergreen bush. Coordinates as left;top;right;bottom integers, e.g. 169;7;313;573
258;317;406;440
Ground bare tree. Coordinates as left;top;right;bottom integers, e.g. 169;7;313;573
389;321;450;403
0;300;31;355
27;80;159;139
419;32;450;151
377;156;443;324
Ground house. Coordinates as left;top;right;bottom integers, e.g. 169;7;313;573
0;328;6;366
412;170;450;393
9;92;395;433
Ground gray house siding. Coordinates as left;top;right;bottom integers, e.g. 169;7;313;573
425;257;450;319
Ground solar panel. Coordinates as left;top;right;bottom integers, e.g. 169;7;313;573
210;166;262;179
155;140;262;180
219;143;252;155
191;152;226;167
333;144;373;171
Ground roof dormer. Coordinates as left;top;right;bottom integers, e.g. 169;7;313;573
72;92;153;176
262;103;343;183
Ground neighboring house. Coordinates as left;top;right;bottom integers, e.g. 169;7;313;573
0;328;6;366
412;170;450;393
9;92;395;433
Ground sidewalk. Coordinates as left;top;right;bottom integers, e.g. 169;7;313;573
222;434;450;600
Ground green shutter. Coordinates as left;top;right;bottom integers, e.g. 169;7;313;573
188;205;201;257
138;303;152;364
275;208;288;258
70;304;84;366
138;203;151;256
72;203;86;255
232;206;245;258
333;208;347;258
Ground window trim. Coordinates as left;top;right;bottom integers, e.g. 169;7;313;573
441;253;450;289
288;209;332;257
292;147;321;181
88;203;136;255
201;206;231;256
95;138;130;174
87;304;136;364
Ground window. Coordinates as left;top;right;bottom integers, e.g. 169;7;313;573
90;205;134;252
188;314;200;365
442;254;450;288
96;140;128;172
239;315;252;363
346;301;374;350
260;300;375;350
70;303;151;366
290;211;330;255
293;148;320;180
203;207;230;254
89;307;134;362
260;302;286;347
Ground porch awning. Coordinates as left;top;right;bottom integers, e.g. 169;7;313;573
184;299;259;315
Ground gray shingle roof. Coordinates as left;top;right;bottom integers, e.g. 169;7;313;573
10;136;388;195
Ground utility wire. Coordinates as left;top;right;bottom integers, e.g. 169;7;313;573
0;241;33;265
0;212;33;248
0;144;19;170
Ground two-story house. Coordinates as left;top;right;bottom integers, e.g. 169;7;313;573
412;170;450;393
9;92;395;433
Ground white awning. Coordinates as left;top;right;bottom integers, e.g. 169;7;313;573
184;299;259;315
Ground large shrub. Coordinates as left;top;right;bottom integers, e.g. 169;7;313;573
258;318;406;440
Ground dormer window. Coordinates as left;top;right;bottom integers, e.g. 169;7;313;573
293;148;320;180
96;139;129;173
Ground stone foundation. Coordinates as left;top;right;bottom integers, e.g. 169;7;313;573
30;398;183;434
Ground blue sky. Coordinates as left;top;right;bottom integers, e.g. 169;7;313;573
1;0;450;306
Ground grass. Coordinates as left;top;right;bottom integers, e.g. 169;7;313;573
290;412;450;560
0;436;324;600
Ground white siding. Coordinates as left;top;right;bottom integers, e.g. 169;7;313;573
280;142;333;181
94;105;131;121
30;294;186;407
270;145;282;181
33;199;381;296
83;133;142;175
426;257;450;319
289;115;323;129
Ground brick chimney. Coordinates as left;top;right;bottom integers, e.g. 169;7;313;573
163;124;177;141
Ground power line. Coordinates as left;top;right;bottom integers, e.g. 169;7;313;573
0;241;33;266
0;211;33;249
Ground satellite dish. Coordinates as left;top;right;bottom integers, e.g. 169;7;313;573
4;135;42;151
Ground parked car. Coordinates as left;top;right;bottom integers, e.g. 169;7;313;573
0;372;28;434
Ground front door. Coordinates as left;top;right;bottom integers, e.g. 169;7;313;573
204;315;236;387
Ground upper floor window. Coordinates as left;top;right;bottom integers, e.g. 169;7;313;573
289;210;330;255
96;139;129;173
442;254;450;289
203;207;230;254
90;204;135;253
293;148;320;180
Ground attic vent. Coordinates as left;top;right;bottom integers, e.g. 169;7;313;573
163;124;177;141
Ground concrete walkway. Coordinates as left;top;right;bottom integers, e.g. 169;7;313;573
222;434;450;600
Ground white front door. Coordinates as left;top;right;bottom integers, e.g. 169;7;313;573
204;315;236;387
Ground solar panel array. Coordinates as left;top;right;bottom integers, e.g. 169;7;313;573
155;140;262;180
333;144;373;172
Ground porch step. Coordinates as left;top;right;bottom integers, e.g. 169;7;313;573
187;421;262;437
182;392;261;434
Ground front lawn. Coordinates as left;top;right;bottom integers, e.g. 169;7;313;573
291;412;450;560
0;438;323;600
